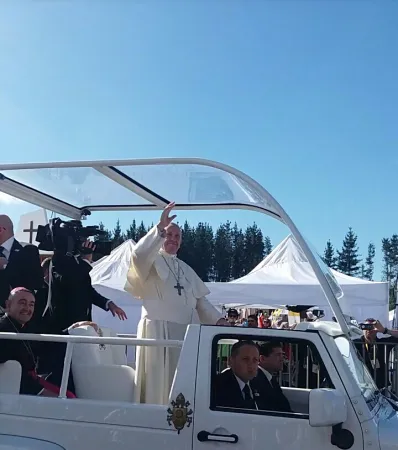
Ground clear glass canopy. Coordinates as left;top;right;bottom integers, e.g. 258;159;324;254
0;159;281;220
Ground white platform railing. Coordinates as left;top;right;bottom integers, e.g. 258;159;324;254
0;332;183;398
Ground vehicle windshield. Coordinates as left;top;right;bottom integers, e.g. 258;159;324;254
334;336;379;409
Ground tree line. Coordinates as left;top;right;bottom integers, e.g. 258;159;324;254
99;219;271;282
99;220;398;308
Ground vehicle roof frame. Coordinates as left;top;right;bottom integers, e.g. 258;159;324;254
0;157;351;336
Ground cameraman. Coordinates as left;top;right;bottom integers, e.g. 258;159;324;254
354;318;398;389
45;241;126;332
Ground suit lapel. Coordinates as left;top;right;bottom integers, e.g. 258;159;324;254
226;369;243;400
8;240;22;264
258;367;273;388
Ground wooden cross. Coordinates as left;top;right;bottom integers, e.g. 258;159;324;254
23;220;39;244
174;282;184;296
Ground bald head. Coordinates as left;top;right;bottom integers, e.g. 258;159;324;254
0;215;14;245
163;223;182;255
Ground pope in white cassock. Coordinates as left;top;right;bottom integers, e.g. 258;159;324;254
124;202;225;405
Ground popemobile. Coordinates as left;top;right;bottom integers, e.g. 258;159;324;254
0;157;397;450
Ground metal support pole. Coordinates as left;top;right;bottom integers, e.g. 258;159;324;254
59;343;74;399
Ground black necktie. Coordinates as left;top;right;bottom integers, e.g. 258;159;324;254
242;384;256;409
0;246;6;259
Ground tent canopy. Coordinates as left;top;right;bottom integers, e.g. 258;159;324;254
206;235;389;323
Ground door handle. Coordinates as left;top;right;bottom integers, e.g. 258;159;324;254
197;431;238;443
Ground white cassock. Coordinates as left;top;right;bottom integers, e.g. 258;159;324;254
124;226;221;405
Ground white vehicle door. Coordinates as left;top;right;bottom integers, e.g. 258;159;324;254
193;326;364;450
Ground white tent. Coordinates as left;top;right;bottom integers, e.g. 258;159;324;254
207;235;389;324
90;240;143;339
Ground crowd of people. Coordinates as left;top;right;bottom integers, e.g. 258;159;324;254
224;307;317;329
1;203;398;405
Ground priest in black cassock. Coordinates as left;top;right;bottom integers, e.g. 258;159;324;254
0;286;100;396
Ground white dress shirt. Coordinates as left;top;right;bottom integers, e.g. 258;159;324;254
234;374;253;398
0;236;15;260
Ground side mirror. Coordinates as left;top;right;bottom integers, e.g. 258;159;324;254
309;389;347;427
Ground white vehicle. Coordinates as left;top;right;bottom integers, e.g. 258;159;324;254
0;158;396;450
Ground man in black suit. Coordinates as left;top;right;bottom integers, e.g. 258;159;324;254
214;340;265;410
0;215;43;308
255;341;292;412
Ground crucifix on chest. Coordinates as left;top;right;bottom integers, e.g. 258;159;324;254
174;281;184;296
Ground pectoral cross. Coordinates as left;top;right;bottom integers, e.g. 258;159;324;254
23;220;39;244
174;282;184;296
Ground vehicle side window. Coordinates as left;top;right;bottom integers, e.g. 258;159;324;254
211;335;334;417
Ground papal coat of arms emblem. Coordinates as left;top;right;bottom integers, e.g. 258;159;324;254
167;393;193;434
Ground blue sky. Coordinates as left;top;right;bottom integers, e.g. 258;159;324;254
0;1;397;279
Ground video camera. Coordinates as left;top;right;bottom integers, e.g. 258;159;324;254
36;217;112;257
359;322;375;331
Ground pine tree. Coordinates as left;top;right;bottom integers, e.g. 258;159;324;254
243;223;265;274
337;227;361;276
231;223;245;280
193;223;214;281
136;221;148;240
382;235;398;282
125;219;137;242
97;222;112;241
382;235;398;310
322;240;337;269
112;219;124;249
213;221;233;281
264;236;272;256
178;221;196;270
363;242;375;281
